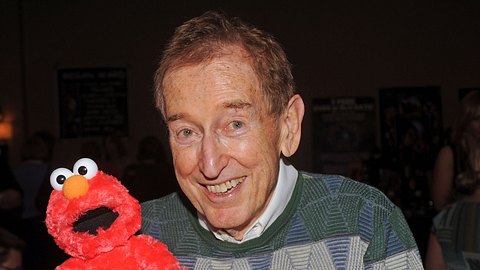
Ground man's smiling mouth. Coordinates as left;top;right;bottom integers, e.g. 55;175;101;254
206;177;245;194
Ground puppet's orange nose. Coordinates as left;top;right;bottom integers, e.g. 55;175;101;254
63;175;89;200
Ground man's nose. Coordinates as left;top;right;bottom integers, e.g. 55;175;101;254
198;133;228;179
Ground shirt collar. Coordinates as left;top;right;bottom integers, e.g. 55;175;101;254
198;158;298;243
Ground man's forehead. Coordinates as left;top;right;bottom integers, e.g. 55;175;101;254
166;45;254;77
162;48;264;123
163;58;259;90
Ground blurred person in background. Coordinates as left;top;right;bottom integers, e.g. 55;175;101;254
102;132;130;178
432;90;480;210
0;153;22;236
425;162;480;269
13;134;51;269
0;227;25;270
122;136;178;202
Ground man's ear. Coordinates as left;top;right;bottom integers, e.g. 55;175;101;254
280;94;304;157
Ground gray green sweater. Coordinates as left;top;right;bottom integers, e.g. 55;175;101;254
141;172;423;269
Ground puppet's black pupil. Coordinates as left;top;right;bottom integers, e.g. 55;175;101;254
56;175;66;185
78;166;88;175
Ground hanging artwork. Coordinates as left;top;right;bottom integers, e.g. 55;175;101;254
57;68;129;138
378;86;442;217
312;96;376;179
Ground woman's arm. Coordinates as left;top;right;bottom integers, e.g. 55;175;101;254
432;145;454;210
425;233;447;270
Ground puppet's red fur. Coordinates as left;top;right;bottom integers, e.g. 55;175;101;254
46;165;182;269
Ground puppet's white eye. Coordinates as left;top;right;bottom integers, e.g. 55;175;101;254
50;168;73;191
73;158;98;180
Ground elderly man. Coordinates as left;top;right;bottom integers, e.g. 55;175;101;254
141;11;423;269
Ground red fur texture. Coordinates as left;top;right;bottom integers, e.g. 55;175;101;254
57;236;180;270
46;170;183;269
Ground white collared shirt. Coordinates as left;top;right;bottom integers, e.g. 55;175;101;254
198;159;298;243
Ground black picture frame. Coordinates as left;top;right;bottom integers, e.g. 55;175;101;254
57;67;129;139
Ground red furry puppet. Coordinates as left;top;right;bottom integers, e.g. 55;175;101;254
46;158;183;270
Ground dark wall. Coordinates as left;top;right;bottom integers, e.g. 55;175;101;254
1;0;479;171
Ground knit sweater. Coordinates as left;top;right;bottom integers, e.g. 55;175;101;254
141;172;423;269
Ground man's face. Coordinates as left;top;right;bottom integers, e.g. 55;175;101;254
163;49;285;240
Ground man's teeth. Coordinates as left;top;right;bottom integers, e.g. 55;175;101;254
207;178;243;194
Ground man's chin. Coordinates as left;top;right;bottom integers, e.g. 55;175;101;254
206;213;249;237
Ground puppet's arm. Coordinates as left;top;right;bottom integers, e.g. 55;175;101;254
56;258;85;270
131;235;184;269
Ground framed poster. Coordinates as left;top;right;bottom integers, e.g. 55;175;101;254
313;97;375;178
379;86;442;164
378;86;442;216
57;67;129;138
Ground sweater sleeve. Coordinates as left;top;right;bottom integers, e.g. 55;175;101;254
365;205;424;269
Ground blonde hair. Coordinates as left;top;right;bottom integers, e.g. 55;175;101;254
453;90;480;194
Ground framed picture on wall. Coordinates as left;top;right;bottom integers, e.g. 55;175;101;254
378;86;442;216
312;96;376;179
379;86;442;163
57;67;129;139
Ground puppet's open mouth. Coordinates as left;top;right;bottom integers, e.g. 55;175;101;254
73;207;119;235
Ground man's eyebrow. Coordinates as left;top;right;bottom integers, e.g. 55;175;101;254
167;113;185;122
223;100;251;110
166;100;251;122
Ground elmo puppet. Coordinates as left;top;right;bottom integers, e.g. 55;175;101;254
46;158;183;270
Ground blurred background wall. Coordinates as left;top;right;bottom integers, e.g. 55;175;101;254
1;0;479;171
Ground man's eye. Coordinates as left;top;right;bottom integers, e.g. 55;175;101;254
229;121;244;129
171;127;200;145
179;129;192;137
